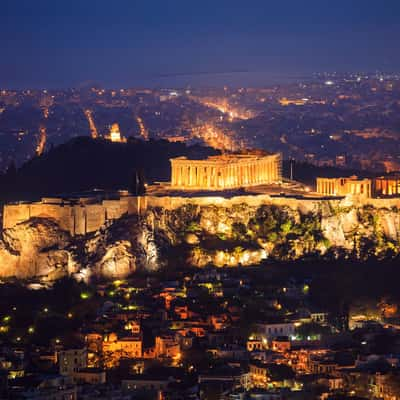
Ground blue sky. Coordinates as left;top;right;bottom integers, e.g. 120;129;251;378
1;0;400;88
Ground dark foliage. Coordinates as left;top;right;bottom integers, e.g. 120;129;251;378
0;137;219;202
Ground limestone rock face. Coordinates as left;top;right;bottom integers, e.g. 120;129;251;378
184;233;200;245
1;200;400;280
86;216;161;276
189;247;267;268
0;215;160;281
0;242;20;277
0;218;72;279
143;201;400;267
93;240;136;279
2;217;70;254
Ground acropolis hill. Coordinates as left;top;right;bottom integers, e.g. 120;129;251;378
2;151;400;281
3;151;283;235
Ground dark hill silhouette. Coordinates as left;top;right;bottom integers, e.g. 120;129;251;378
0;137;219;202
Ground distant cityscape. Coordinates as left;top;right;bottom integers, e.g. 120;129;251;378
2;72;400;174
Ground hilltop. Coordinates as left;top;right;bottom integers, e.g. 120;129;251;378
0;137;219;202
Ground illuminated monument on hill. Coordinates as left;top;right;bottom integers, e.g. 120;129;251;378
170;152;282;191
105;123;127;143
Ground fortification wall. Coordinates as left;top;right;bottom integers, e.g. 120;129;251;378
4;194;400;236
144;194;400;212
144;194;341;214
85;204;106;233
73;206;86;236
103;199;128;220
3;204;31;229
29;204;73;232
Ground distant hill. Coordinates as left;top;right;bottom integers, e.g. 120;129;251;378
0;137;219;202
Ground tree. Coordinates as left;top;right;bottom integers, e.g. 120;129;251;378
267;364;295;381
231;222;247;240
295;322;330;339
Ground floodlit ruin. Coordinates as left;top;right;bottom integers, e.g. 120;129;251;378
170;153;282;191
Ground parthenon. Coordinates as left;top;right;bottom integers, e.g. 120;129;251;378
170;153;282;190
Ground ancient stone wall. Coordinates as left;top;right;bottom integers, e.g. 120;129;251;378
4;194;400;236
73;206;86;236
3;204;31;229
144;194;335;214
144;193;400;212
29;203;73;232
85;205;106;233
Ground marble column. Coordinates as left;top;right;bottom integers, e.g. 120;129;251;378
212;167;216;188
171;165;176;186
186;166;190;186
270;160;273;182
272;160;275;182
234;165;238;186
195;166;200;187
191;166;195;187
188;166;192;186
260;162;263;183
179;165;183;186
184;165;188;186
175;165;179;186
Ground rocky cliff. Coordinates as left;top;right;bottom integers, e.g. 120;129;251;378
0;200;399;281
0;215;154;281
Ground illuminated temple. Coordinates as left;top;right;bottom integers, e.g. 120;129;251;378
170;153;282;190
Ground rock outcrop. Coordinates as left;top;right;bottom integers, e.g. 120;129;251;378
0;215;157;281
0;200;400;281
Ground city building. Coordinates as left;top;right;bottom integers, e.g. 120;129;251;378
72;368;106;384
155;335;180;359
255;322;296;339
58;348;87;376
102;333;142;367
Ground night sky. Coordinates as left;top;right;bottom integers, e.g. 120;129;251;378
1;0;400;88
